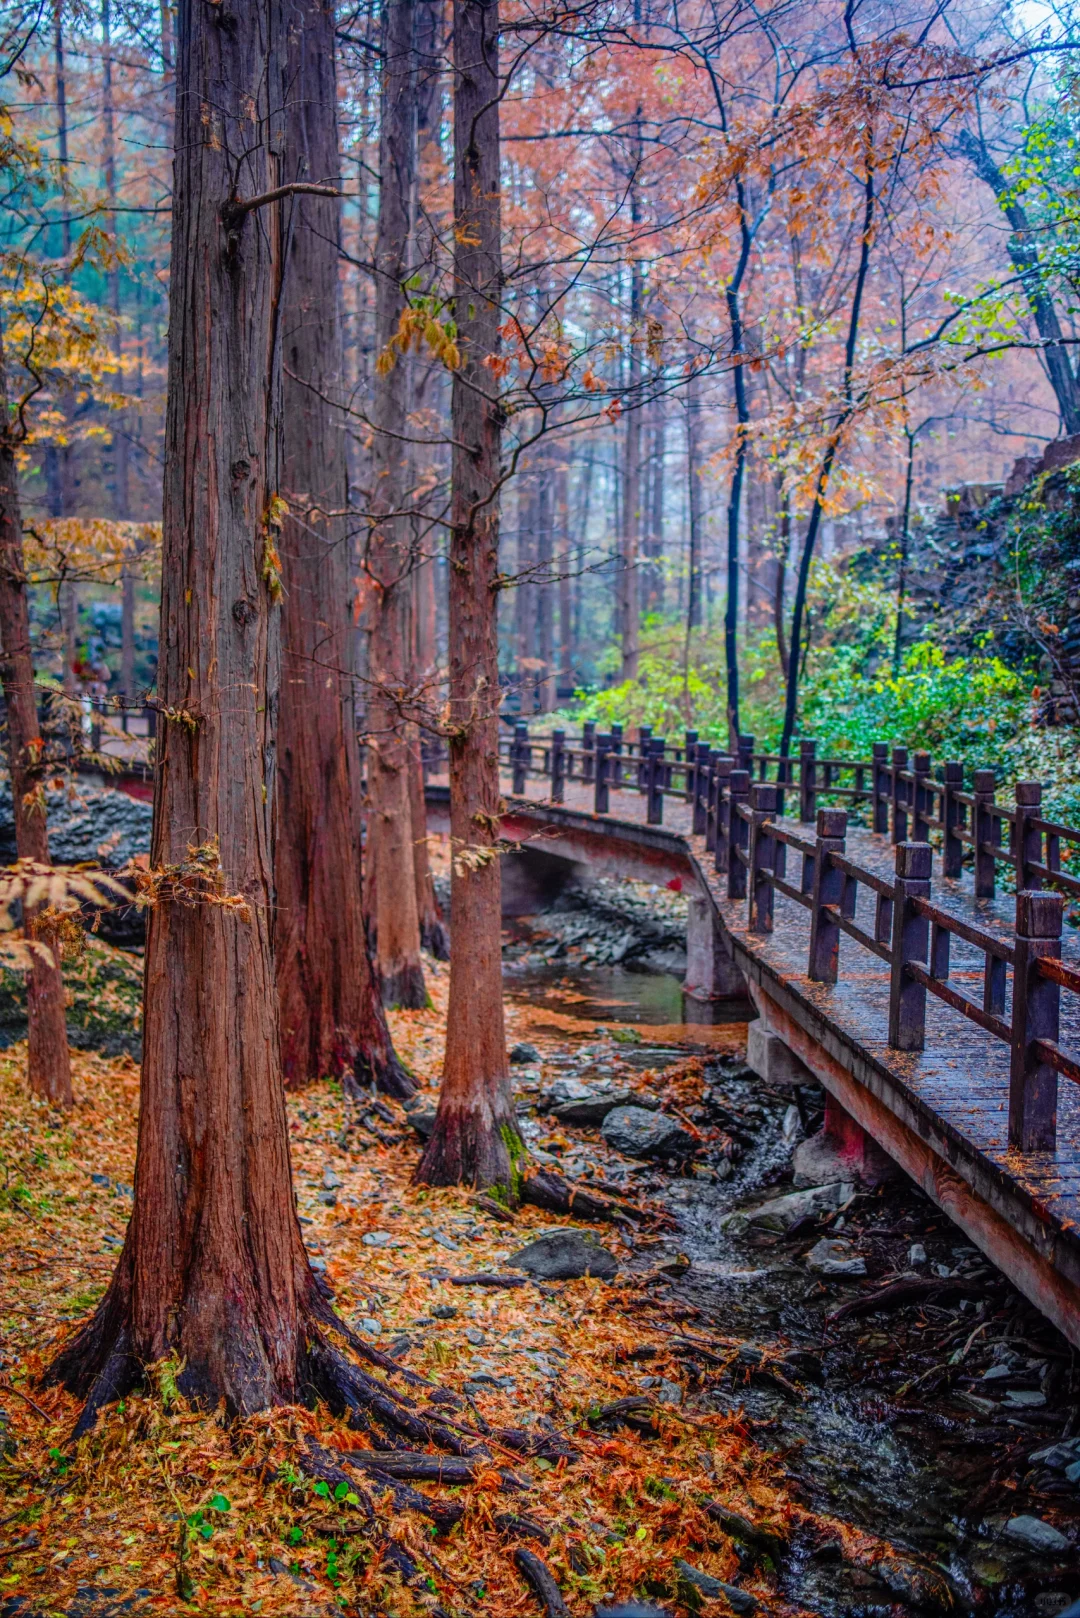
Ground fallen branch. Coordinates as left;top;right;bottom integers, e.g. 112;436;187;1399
521;1168;636;1225
450;1272;529;1288
514;1546;571;1617
828;1276;986;1324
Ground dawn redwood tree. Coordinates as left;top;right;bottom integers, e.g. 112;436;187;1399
0;317;73;1109
275;0;413;1088
366;0;428;1010
49;0;410;1426
416;0;522;1190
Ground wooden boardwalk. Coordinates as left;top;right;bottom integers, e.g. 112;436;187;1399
472;771;1080;1344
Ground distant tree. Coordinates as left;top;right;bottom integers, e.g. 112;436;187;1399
275;0;412;1092
416;0;522;1190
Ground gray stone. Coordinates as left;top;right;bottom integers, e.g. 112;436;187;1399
543;1077;594;1108
510;1042;541;1063
806;1238;867;1277
721;1180;854;1235
362;1230;393;1247
0;781;153;869
509;1227;618;1281
1030;1441;1080;1471
1005;1389;1047;1408
641;1376;682;1405
405;1107;437;1141
747;1023;813;1087
1004;1515;1070;1553
355;1317;381;1338
554;1089;658;1127
322;1167;342;1189
600;1105;695;1160
908;1242;927;1266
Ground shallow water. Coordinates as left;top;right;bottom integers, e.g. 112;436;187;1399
504;943;1080;1618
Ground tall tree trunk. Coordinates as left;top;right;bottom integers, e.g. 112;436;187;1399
276;0;413;1087
685;368;702;632
367;0;426;1009
959;130;1080;437
893;424;916;675
49;0;325;1423
555;451;570;695
416;0;521;1191
0;318;73;1109
535;442;555;712
102;0;129;526
620;229;642;681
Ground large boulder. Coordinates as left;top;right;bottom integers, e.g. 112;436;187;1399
0;781;152;868
601;1105;695;1161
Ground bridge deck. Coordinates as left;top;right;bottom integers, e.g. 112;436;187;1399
486;771;1080;1338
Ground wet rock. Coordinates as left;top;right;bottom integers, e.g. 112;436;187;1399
510;1042;542;1063
509;1228;617;1281
595;1607;673;1618
1031;1439;1080;1472
554;1088;658;1127
601;1106;695;1161
908;1242;927;1266
362;1230;393;1247
322;1167;343;1189
641;1376;682;1405
354;1317;381;1338
806;1238;867;1277
1004;1515;1070;1552
405;1107;437;1142
721;1180;854;1235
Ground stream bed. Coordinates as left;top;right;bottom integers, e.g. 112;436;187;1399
502;879;1080;1618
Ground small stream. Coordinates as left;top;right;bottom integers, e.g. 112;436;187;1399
502;898;1080;1618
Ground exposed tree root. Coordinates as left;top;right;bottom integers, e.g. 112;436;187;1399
420;916;450;960
380;962;430;1012
514;1546;571;1617
520;1167;640;1226
353;1046;417;1101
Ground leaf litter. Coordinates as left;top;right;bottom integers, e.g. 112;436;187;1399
0;954;965;1617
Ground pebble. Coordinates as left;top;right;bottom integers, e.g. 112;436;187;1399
465;1327;486;1346
431;1231;460;1252
1004;1515;1070;1552
1004;1389;1047;1407
322;1167;343;1189
362;1230;393;1248
908;1242;927;1266
510;1042;542;1063
641;1376;682;1406
355;1317;381;1338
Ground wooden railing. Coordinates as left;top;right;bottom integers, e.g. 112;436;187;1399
449;722;1080;1156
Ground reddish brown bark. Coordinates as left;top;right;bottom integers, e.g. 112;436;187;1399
366;0;427;1010
275;0;414;1088
415;0;521;1191
0;317;73;1109
407;722;449;958
49;0;350;1426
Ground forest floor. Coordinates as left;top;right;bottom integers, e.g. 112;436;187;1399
0;884;1078;1618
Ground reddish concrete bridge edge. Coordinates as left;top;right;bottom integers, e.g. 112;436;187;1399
750;978;1080;1347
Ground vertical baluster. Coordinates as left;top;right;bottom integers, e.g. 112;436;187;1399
872;742;890;835
737;733;754;775
891;746;909;843
594;732;611;815
942;760;963;879
912;750;932;842
712;755;733;869
1009;890;1062;1152
683;730;699;802
748;782;778;933
648;738;666;824
799;738;818;824
808;808;847;983
550;728;566;804
610;722;623;789
637;724;652;789
693;743;710;836
728;769;750;900
973;769;997;899
1015;781;1043;892
582;720;596;784
888;841;931;1051
984;947;1006;1017
512;721;529;795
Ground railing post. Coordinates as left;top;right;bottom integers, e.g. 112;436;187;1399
692;743;710;835
512;721;529;795
683;730;699;802
748;782;778;933
872;742;890;835
647;738;666;824
973;769;997;899
888;841;932;1051
808;808;848;983
594;732;611;815
712;755;733;868
912;750;932;842
1015;781;1043;892
1009;890;1062;1152
610;722;623;789
799;738;818;824
942;760;963;878
582;721;596;784
737;733;754;776
728;769;751;900
550;729;566;804
636;725;652;789
890;746;909;843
